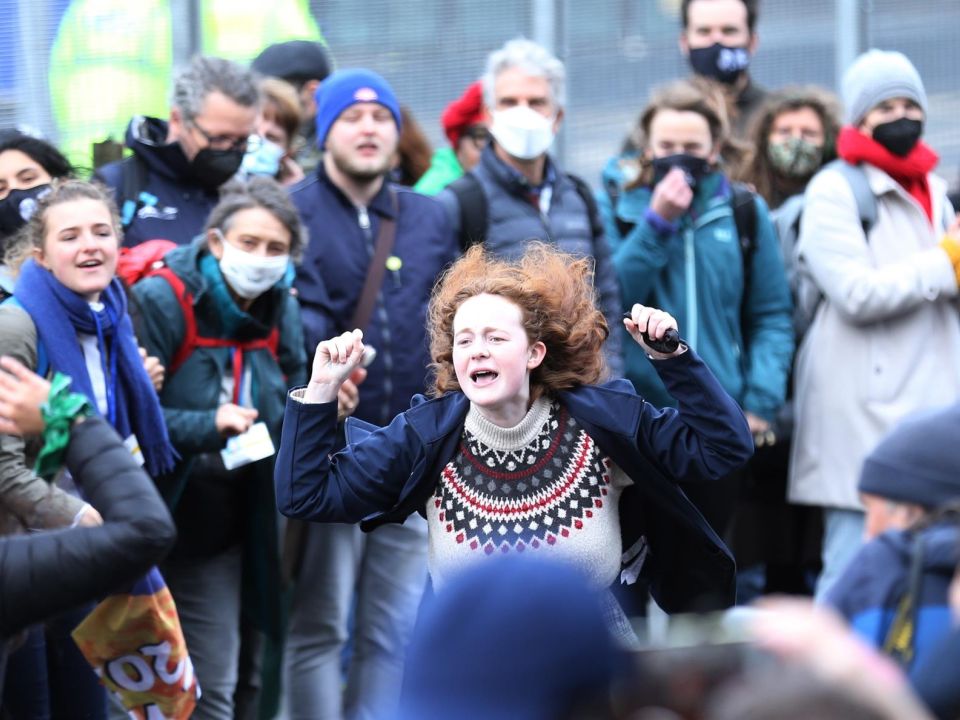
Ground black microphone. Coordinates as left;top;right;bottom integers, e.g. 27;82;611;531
623;313;681;353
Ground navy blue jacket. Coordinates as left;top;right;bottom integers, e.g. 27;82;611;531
95;116;220;248
826;522;960;673
274;349;753;613
291;164;458;426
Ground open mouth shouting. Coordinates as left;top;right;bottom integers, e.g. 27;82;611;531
470;369;499;386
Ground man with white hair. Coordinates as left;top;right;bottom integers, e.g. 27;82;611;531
438;38;623;373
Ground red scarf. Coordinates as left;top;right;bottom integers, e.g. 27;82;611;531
837;126;938;222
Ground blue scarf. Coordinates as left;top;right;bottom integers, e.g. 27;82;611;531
15;259;177;477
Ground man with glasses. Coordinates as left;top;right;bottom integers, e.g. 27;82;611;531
97;55;260;247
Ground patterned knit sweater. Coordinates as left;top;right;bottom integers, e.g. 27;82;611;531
426;396;632;591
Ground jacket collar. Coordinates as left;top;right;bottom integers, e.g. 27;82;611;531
125;116;202;187
479;144;559;197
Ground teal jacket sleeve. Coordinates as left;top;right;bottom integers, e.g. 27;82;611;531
131;276;222;454
740;195;794;419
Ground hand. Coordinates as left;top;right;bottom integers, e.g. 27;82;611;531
745;411;776;447
76;505;104;527
139;346;165;392
305;330;366;404
215;403;259;437
650;167;694;222
947;213;960;238
623;303;683;360
337;367;367;422
0;356;52;436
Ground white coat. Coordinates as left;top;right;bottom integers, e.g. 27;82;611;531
789;162;960;510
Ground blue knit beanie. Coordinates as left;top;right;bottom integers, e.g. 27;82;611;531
314;68;401;149
858;403;960;509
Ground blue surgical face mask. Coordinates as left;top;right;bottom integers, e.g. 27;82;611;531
240;138;285;178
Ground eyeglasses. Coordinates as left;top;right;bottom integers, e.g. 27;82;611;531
190;120;260;153
462;126;492;148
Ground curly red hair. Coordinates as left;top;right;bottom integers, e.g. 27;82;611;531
428;243;609;398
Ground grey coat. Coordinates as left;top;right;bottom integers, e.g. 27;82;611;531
0;305;85;536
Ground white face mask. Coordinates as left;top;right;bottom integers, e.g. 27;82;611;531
490;105;556;160
216;233;289;299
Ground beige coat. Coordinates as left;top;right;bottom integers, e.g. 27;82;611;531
0;304;85;536
789;163;960;510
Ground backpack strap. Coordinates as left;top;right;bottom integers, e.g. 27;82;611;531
566;173;606;239
730;182;758;348
118;154;154;230
825;158;877;235
882;533;925;668
447;173;488;251
146;266;280;377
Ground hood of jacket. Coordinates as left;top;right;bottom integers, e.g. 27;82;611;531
125;116;203;187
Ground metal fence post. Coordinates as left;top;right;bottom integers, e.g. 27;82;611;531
18;0;56;140
170;0;203;70
835;0;862;90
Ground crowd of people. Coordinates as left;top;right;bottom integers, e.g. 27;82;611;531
0;0;959;718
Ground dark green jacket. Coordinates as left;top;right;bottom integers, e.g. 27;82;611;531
132;239;307;639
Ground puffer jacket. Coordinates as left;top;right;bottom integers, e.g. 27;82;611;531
0;417;176;638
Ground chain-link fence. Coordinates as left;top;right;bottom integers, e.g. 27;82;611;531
2;0;958;189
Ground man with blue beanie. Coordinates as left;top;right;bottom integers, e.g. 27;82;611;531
285;68;458;719
825;402;960;677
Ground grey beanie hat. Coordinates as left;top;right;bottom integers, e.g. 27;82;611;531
842;49;928;126
858;403;960;509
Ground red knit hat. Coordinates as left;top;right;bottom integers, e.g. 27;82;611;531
441;81;485;147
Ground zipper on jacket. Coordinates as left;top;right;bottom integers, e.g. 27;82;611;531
684;226;698;351
357;205;371;231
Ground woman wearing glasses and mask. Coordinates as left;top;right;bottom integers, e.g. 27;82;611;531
130;177;307;719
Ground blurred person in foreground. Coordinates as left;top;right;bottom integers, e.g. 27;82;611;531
824;403;960;674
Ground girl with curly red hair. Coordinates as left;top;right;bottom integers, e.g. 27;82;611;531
275;243;752;624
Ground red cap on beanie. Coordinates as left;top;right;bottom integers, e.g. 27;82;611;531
441;81;485;147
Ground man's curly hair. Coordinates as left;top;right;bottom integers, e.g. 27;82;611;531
427;242;609;398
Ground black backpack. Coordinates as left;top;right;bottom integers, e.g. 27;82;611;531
446;171;605;251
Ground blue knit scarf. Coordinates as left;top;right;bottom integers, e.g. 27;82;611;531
15;259;177;477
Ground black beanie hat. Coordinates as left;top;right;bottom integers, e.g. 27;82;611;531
251;40;332;84
859;403;960;508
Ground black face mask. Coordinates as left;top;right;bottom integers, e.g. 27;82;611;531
190;147;245;189
652;154;712;189
872;117;923;157
0;184;51;238
688;43;750;85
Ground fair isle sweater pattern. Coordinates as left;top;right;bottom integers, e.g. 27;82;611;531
426;397;631;590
